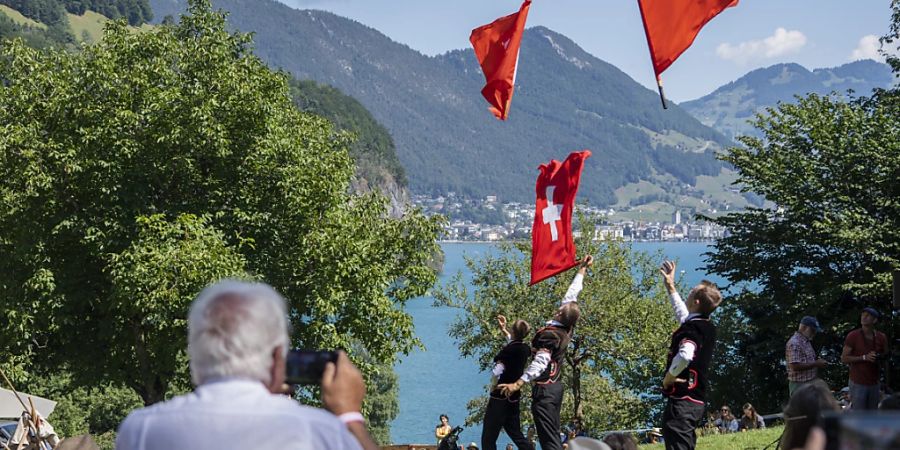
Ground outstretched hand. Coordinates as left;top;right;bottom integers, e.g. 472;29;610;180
497;314;508;330
659;260;676;287
497;380;523;397
580;255;594;268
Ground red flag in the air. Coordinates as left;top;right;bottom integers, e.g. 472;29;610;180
638;0;738;77
530;150;591;286
469;0;531;120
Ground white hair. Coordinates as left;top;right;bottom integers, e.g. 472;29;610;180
188;279;290;386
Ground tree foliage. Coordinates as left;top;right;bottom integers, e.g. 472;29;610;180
435;216;676;432
703;1;900;415
0;0;441;419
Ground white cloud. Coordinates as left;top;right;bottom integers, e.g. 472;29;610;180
716;28;807;65
850;35;882;61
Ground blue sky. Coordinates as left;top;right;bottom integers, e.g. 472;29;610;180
275;0;893;102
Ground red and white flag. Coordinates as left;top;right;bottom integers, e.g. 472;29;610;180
469;0;531;120
530;150;591;285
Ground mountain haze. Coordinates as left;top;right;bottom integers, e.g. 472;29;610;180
681;60;894;140
149;0;731;206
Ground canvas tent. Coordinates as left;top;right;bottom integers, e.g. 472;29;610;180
0;388;56;419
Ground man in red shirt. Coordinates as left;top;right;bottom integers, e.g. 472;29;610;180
840;307;888;410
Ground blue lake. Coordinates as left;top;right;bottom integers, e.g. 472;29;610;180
390;242;722;446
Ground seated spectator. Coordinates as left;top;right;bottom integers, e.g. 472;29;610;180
714;405;739;433
115;280;378;450
837;387;851;410
879;394;900;410
602;432;637;450
739;403;765;430
700;412;719;436
780;379;839;450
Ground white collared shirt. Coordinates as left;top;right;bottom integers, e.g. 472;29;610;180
115;379;363;450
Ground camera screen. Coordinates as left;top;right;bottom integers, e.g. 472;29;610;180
835;412;900;450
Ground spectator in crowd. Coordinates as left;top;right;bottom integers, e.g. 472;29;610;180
780;379;839;450
879;394;900;410
739;403;765;431
602;433;638;450
115;280;378;450
786;316;827;396
468;443;479;450
837;387;851;410
436;415;452;445
699;412;719;436
840;307;888;410
505;444;515;450
714;406;738;433
526;425;537;448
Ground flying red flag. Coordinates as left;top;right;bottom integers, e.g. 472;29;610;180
530;150;591;286
469;0;531;120
638;0;738;107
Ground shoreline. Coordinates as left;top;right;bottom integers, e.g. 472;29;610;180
439;240;719;244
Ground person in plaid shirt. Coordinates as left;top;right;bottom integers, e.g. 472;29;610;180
786;316;827;396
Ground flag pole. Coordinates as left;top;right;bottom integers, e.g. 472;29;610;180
656;75;668;109
636;0;668;110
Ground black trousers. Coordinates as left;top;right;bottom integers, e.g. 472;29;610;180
482;395;534;450
531;382;564;450
662;398;705;450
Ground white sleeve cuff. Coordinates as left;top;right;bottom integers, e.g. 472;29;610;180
521;350;551;382
492;362;505;378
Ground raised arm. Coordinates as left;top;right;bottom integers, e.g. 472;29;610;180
562;256;593;305
660;260;688;324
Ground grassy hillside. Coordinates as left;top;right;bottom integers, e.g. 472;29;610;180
67;10;152;42
640;426;783;450
0;4;46;28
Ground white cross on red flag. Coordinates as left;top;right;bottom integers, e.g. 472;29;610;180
530;150;591;285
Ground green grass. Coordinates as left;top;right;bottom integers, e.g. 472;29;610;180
0;4;48;29
639;426;784;450
67;11;110;43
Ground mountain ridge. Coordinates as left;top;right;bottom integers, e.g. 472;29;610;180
149;0;734;209
681;59;894;139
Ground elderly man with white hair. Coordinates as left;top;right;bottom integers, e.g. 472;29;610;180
116;280;378;450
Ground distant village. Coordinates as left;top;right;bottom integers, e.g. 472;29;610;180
412;193;730;242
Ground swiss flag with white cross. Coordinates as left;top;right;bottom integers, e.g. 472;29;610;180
530;150;591;285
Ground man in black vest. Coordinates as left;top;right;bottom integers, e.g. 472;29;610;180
481;315;533;450
497;255;593;450
658;260;723;450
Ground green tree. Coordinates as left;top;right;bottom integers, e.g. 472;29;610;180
0;0;442;412
703;1;900;415
435;216;676;432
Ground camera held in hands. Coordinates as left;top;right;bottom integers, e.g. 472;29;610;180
286;350;338;385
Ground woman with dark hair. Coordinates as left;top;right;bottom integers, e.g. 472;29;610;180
436;414;451;445
780;379;839;450
481;314;534;450
739;403;765;430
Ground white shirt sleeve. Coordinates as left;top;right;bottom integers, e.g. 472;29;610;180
520;350;551;383
667;340;697;376
562;273;584;305
669;290;689;324
492;362;505;378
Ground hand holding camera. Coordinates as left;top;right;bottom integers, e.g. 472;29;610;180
320;351;366;416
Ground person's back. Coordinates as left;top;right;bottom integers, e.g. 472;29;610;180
116;280;375;450
117;380;356;449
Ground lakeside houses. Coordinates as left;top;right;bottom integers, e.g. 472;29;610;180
412;193;729;242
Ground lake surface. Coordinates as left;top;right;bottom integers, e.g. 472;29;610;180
390;242;722;446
